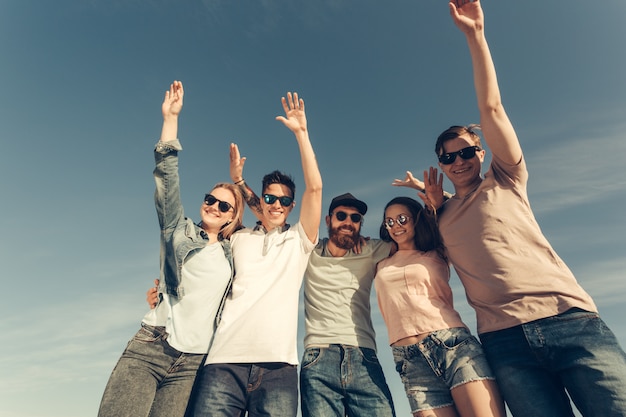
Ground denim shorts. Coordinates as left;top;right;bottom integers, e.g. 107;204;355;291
392;327;495;413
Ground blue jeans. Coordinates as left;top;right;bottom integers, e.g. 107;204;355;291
300;345;395;417
392;327;495;413
98;324;206;417
480;308;626;417
191;362;298;417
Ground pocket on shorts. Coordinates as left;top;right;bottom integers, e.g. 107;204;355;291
431;328;475;350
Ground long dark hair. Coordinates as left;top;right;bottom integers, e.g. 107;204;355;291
379;196;447;261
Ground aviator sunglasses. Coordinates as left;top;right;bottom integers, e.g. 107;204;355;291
384;214;411;229
204;194;234;213
263;194;294;207
438;145;482;165
333;211;362;223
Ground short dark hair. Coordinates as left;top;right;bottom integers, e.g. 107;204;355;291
262;170;296;198
435;124;482;156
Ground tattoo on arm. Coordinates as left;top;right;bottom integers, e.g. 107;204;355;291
239;183;263;217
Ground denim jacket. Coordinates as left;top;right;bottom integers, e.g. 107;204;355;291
153;140;234;320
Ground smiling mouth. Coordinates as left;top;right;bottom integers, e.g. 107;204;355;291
452;167;470;174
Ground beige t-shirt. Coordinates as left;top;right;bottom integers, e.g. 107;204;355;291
304;238;392;350
438;155;596;334
375;249;467;345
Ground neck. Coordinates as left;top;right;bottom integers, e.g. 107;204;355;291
261;220;285;232
202;228;220;243
454;176;483;199
397;242;416;251
326;240;348;257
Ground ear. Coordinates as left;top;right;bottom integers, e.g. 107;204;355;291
477;149;486;163
325;215;331;227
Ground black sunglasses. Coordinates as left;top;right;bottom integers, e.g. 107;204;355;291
263;194;294;207
204;194;234;213
384;214;411;229
333;211;362;223
438;145;482;165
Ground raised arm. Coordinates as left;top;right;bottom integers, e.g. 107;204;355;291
276;92;322;243
450;0;521;165
229;143;264;221
154;81;185;232
160;81;183;143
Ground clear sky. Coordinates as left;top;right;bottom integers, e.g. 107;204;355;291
1;1;625;416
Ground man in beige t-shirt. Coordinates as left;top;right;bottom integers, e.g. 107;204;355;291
414;1;626;416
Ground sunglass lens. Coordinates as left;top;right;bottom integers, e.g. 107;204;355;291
459;146;477;159
279;196;293;206
350;213;362;222
205;194;217;205
335;212;347;221
439;154;454;164
218;201;231;213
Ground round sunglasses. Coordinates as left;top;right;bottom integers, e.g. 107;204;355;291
384;214;411;229
204;194;234;213
333;211;362;223
438;145;482;165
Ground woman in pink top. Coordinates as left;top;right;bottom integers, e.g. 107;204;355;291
375;196;505;417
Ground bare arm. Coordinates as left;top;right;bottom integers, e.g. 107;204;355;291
276;92;322;243
159;81;183;143
450;0;522;165
229;143;264;221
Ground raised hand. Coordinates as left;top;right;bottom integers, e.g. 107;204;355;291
420;167;445;211
276;92;307;133
449;0;484;35
162;80;184;119
229;143;246;183
392;170;426;191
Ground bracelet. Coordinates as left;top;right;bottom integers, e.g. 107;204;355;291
234;179;245;185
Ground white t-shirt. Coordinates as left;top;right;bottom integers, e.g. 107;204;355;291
143;242;231;354
304;238;391;350
206;222;316;365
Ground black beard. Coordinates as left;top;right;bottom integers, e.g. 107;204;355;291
328;224;359;250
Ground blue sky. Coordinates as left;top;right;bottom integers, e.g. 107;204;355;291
1;1;625;416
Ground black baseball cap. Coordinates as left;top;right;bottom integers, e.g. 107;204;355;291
328;193;367;215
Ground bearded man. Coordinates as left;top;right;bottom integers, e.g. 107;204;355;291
300;193;396;417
